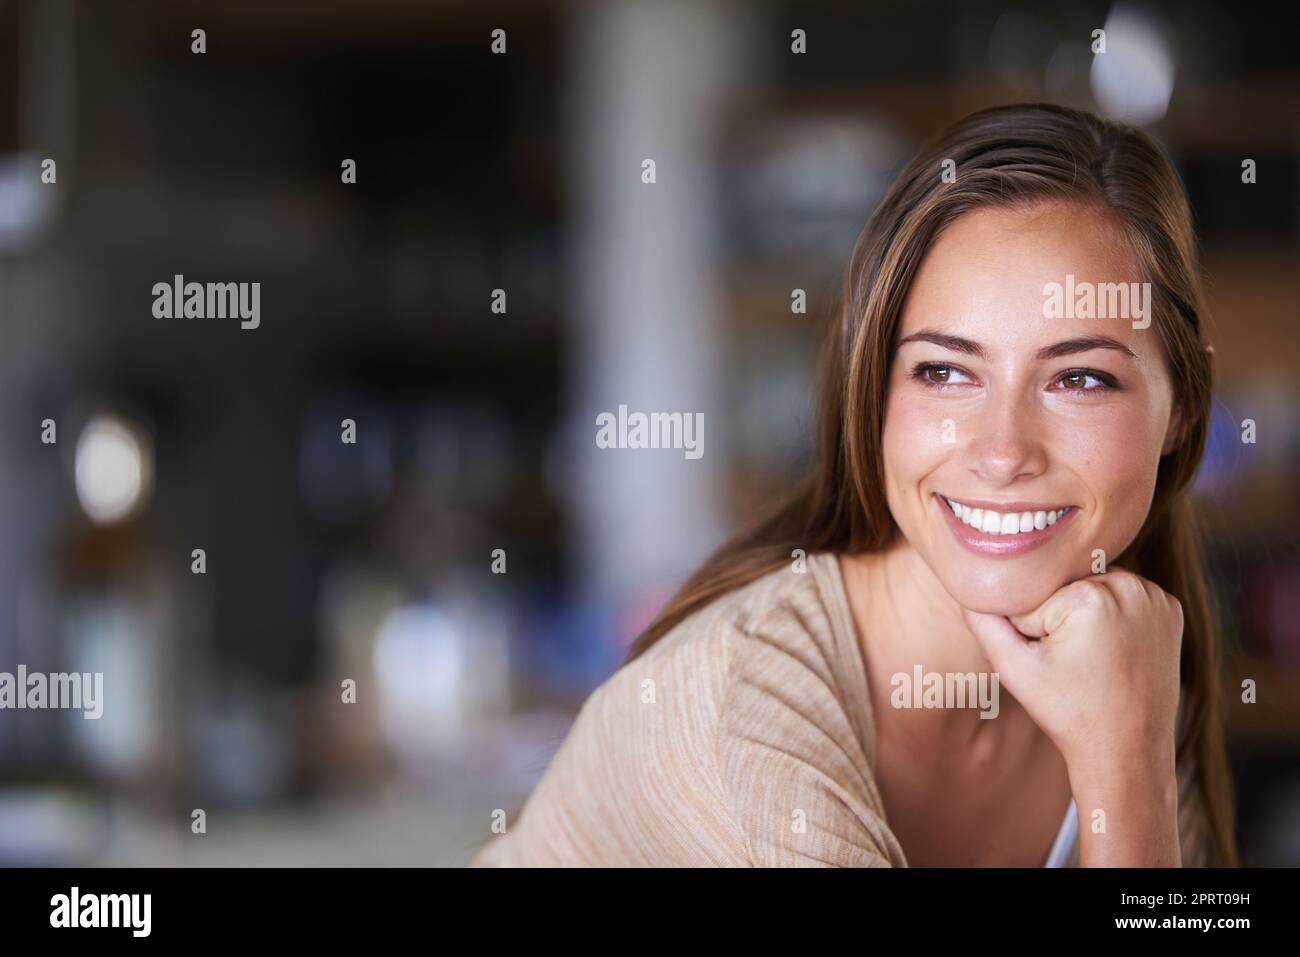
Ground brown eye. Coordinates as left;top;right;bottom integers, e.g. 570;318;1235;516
1061;371;1086;389
909;362;974;388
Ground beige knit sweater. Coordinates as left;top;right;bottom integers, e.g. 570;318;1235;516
470;551;1210;867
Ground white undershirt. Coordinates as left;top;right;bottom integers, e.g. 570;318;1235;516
1043;798;1078;867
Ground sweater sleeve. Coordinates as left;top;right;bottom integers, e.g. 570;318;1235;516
468;616;753;867
713;592;906;868
469;562;907;868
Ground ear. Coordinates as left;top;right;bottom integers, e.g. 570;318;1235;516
1161;343;1213;457
1161;404;1184;457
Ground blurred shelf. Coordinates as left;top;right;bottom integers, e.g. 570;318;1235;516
761;76;1300;151
1223;654;1300;747
1200;474;1300;546
127;0;558;47
1199;242;1300;386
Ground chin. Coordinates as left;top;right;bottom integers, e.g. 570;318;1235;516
939;564;1070;618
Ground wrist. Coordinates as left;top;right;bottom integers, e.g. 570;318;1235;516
1068;747;1181;867
1068;742;1178;812
1065;728;1177;785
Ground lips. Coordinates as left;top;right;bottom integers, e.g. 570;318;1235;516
934;492;1077;557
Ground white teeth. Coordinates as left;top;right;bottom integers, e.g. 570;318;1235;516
944;497;1073;536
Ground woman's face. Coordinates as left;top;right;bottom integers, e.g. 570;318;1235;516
881;200;1182;616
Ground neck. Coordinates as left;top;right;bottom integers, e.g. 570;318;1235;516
841;535;1035;755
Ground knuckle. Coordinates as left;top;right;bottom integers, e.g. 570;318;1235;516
1107;570;1147;600
1167;594;1185;630
1074;580;1115;611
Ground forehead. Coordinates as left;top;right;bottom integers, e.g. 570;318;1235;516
898;201;1150;348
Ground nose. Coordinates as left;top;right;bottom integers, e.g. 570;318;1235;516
965;392;1048;486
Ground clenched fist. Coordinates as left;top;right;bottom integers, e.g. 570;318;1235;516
961;568;1184;775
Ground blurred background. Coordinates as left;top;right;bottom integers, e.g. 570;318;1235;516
0;0;1297;866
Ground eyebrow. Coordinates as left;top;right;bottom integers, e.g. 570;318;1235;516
896;330;1137;361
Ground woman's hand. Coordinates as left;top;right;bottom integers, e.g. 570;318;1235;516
961;568;1185;865
961;568;1183;768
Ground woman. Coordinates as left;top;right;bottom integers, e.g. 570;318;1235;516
471;103;1237;867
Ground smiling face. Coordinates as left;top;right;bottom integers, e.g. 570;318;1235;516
881;200;1183;616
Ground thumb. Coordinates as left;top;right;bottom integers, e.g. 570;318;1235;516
961;608;1036;678
1007;582;1075;639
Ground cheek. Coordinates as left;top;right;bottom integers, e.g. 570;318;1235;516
1070;401;1167;532
881;391;949;514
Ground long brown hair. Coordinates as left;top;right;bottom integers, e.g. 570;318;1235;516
624;103;1237;866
